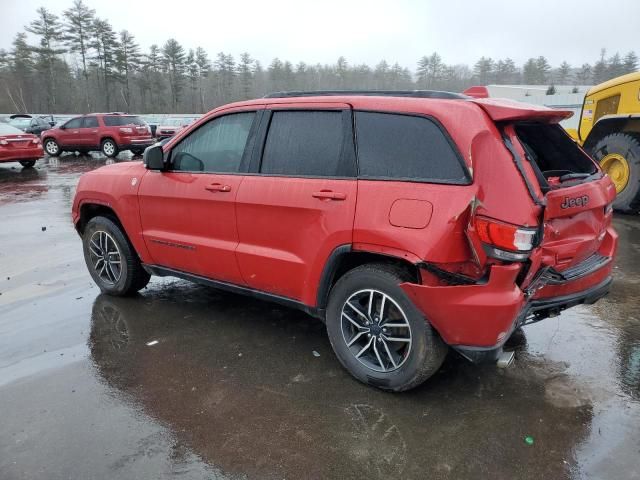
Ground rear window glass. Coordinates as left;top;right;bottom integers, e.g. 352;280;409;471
261;111;352;177
354;112;468;183
103;115;145;127
9;118;30;129
515;123;597;176
0;123;26;135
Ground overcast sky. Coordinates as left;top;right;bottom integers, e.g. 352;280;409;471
2;0;639;69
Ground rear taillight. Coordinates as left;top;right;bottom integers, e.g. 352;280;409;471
119;127;133;134
474;216;538;261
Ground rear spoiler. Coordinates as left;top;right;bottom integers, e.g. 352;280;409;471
471;98;573;123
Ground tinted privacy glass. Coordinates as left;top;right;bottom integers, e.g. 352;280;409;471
65;118;83;129
83;116;98;128
355;112;467;182
261;111;350;177
515;123;597;176
103;116;145;126
170;112;255;173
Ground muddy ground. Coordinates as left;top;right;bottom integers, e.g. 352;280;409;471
0;155;639;480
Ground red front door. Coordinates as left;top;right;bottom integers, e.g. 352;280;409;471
138;109;260;284
235;105;357;305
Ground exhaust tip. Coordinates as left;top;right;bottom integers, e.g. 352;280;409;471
497;350;515;369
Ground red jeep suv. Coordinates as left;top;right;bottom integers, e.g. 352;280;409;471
72;91;618;391
43;113;154;158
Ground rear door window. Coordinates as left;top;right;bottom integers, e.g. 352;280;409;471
354;111;468;183
260;110;353;177
83;116;98;128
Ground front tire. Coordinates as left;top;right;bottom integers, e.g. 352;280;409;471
82;216;150;296
101;139;119;158
590;133;640;213
20;160;36;168
43;138;61;157
326;264;447;392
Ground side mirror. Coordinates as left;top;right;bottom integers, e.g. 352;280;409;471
58;124;65;130
144;145;165;170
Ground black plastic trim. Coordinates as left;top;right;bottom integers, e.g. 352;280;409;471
145;265;323;319
264;90;468;100
316;244;352;309
501;132;545;207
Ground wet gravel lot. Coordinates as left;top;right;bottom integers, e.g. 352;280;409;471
1;155;639;480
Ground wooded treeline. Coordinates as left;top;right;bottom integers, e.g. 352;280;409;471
1;1;638;114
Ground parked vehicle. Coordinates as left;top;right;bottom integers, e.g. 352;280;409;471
72;91;618;391
155;117;191;140
42;113;154;158
8;114;52;135
141;116;162;137
0;122;44;168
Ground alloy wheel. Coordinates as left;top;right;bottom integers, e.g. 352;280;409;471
103;141;115;156
88;230;123;285
340;289;412;372
45;140;58;155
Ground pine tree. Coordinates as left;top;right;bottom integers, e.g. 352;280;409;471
607;53;625;79
63;0;95;111
194;47;210;112
473;57;494;84
238;52;254;99
623;51;638;74
592;49;608;84
91;19;119;110
162;38;186;110
556;61;571;84
576;63;592;84
115;30;140;112
26;7;66;111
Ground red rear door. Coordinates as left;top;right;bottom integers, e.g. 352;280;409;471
235;105;357;305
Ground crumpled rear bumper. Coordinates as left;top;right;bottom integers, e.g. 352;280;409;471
401;259;613;363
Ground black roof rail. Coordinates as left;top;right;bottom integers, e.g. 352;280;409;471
263;90;469;99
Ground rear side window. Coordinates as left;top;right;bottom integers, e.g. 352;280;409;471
103;115;145;127
515;123;597;176
261;111;351;177
354;112;468;183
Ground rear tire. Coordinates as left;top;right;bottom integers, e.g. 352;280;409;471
20;160;36;168
101;138;119;158
82;216;150;296
326;264;447;392
590;133;640;213
43;138;61;157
